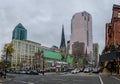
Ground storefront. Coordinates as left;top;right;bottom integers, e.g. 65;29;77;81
100;52;120;74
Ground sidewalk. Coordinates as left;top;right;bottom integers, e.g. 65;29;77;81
0;75;14;83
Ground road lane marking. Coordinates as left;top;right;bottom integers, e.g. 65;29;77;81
14;80;34;84
112;76;120;81
15;80;26;84
27;82;34;84
99;75;104;84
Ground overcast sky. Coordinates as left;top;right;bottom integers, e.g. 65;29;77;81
0;0;120;54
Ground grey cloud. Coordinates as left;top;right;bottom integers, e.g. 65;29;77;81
0;0;120;54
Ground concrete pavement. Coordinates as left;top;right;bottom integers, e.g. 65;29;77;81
1;72;120;84
0;75;14;83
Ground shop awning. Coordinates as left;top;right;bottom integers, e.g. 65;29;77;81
100;52;120;62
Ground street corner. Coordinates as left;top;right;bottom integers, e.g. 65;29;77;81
0;75;15;83
0;79;3;83
112;74;120;80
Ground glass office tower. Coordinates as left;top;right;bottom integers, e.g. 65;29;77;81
12;23;27;40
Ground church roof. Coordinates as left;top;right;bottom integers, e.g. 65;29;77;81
43;50;62;60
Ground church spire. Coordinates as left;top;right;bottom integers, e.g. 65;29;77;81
60;24;66;49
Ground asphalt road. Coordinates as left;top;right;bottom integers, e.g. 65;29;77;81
1;73;120;84
100;75;120;84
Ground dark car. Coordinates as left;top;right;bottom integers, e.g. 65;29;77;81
92;68;99;73
27;70;39;75
80;67;84;72
92;67;103;73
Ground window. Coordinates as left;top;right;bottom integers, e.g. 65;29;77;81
118;12;120;18
84;16;86;20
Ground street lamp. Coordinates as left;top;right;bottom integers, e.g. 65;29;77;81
41;50;44;75
4;51;8;79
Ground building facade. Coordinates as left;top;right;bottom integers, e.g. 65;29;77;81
106;4;120;46
72;42;86;68
33;49;71;72
93;43;99;66
12;23;27;40
12;39;41;70
69;11;93;63
100;4;120;74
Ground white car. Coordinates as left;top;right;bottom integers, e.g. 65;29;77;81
71;69;80;74
84;68;90;73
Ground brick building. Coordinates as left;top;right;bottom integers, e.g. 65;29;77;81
106;4;120;46
101;4;120;74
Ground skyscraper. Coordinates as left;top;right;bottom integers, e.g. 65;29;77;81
60;25;66;50
12;23;27;40
69;11;93;58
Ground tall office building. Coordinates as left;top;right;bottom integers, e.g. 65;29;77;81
12;23;27;40
69;11;93;60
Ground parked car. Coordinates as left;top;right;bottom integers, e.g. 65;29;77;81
71;69;80;74
26;70;31;74
18;70;26;74
92;68;99;73
84;68;90;73
80;67;84;72
71;70;77;74
27;70;39;75
92;67;103;73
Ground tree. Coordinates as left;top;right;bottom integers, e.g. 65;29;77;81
117;44;120;52
61;54;65;61
3;42;14;67
102;43;118;54
102;46;109;54
109;43;116;52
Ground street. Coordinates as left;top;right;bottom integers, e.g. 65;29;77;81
1;73;120;84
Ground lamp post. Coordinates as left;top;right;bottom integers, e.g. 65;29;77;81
41;50;44;75
4;51;8;79
117;57;120;74
43;56;44;75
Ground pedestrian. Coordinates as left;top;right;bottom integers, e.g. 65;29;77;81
0;71;3;77
42;70;44;75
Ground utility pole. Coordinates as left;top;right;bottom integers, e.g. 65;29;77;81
41;50;44;75
4;51;8;79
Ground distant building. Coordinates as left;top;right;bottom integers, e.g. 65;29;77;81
72;42;85;68
93;43;99;66
105;4;120;46
12;23;27;40
50;45;60;53
69;11;93;62
66;41;70;55
34;50;68;72
72;42;85;57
